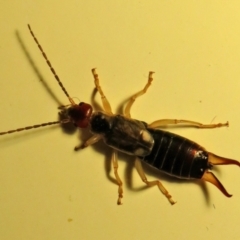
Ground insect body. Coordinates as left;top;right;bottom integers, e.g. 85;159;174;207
1;25;239;205
140;128;239;198
84;111;239;204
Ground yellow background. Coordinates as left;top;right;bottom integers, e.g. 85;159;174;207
1;1;240;239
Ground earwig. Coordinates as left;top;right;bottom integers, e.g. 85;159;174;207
1;25;239;205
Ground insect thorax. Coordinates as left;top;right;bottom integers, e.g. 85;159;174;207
90;112;154;156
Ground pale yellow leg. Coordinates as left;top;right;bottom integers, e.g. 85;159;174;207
92;68;113;115
112;150;123;205
148;119;229;129
124;71;154;118
74;134;102;151
135;158;176;205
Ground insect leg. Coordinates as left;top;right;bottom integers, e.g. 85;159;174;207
124;71;154;118
74;134;102;151
135;158;176;205
148;119;228;129
112;150;123;205
92;69;113;115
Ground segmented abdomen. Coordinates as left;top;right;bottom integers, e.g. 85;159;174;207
140;129;209;179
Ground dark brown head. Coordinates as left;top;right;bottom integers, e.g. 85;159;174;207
68;102;93;128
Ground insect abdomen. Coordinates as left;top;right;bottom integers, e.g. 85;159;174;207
140;129;209;179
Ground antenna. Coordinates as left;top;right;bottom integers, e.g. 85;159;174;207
27;24;74;105
0;120;69;136
0;25;74;136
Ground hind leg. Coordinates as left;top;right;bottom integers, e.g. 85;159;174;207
148;119;229;129
135;158;176;205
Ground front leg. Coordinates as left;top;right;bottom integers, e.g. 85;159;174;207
74;134;102;151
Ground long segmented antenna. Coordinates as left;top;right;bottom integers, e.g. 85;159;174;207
0;120;70;136
27;24;74;105
0;25;74;136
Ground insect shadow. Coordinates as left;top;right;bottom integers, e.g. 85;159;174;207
15;30;76;134
15;30;63;107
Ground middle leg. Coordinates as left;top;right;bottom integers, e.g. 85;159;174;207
111;150;123;205
124;71;154;118
92;68;113;115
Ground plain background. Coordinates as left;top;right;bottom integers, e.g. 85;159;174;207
1;1;240;239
